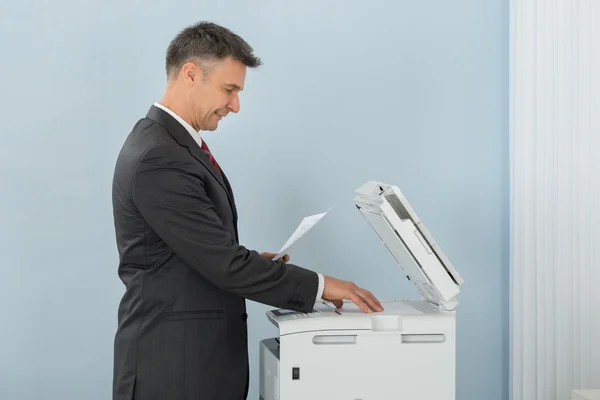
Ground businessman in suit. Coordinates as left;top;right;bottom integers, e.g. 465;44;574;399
112;21;382;400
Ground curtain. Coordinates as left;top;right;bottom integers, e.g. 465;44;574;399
510;0;600;399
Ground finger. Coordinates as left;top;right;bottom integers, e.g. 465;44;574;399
348;294;370;313
261;252;276;259
283;254;290;262
362;290;383;312
359;289;383;312
332;300;343;309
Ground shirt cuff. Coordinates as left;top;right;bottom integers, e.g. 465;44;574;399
315;272;325;306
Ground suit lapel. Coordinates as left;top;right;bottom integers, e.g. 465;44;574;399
146;105;237;224
221;172;239;239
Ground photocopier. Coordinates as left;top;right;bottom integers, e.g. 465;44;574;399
259;181;464;400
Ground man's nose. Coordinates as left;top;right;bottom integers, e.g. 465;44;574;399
228;94;240;113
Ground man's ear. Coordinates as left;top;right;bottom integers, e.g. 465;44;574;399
181;61;200;85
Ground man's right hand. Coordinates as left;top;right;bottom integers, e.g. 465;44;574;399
322;276;383;313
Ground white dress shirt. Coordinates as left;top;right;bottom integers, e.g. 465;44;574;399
153;102;325;308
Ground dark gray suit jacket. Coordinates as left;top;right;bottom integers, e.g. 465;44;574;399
112;105;319;400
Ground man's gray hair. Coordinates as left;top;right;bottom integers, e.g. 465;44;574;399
165;21;262;79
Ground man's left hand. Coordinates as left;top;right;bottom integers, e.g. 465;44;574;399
261;252;290;262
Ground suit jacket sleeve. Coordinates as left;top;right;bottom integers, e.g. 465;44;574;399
133;144;319;313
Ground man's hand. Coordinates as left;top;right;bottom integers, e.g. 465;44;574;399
261;252;290;262
322;276;383;313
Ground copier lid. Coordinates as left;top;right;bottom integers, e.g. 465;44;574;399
354;181;464;311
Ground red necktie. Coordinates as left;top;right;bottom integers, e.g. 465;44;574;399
200;140;221;176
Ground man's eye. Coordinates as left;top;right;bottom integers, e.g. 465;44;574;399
226;89;233;94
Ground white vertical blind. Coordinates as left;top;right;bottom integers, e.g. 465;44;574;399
510;0;600;399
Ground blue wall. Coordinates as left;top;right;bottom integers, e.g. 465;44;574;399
0;1;508;399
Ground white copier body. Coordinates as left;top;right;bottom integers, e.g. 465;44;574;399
259;181;464;400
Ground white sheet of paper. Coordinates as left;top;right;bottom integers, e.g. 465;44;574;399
273;207;333;260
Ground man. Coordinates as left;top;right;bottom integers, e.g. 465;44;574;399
112;21;382;400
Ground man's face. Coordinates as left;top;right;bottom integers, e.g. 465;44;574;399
184;56;246;131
